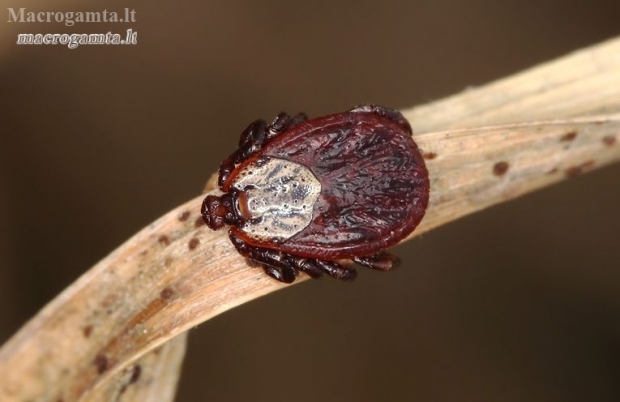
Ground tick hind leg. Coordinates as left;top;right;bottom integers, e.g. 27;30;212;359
352;251;401;272
310;259;357;281
229;232;356;283
229;232;298;283
218;112;308;187
293;258;357;281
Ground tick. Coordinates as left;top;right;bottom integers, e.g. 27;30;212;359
202;105;430;283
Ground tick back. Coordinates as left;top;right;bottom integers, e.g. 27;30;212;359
202;105;430;283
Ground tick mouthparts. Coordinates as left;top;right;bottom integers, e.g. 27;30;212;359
201;195;227;230
202;192;241;230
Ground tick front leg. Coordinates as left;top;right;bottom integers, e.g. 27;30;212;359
229;232;298;283
218;119;268;187
266;112;308;141
352;251;401;271
218;112;308;188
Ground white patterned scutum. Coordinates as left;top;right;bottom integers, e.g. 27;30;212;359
232;157;321;241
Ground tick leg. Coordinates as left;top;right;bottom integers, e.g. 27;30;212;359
288;257;356;281
238;119;268;148
266;112;308;141
262;265;296;283
287;257;325;279
228;232;298;283
349;105;412;135
284;257;357;281
312;259;357;281
352;251;401;272
218;112;308;187
228;231;356;282
218;119;268;187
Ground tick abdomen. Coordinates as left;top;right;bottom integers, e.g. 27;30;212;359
256;116;428;258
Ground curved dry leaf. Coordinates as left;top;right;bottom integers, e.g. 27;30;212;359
411;115;620;236
406;36;620;132
83;333;187;402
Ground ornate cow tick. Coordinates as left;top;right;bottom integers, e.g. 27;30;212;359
202;105;429;283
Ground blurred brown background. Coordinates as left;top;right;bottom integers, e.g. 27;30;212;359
2;1;620;401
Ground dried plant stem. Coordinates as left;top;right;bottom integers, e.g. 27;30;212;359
1;37;619;402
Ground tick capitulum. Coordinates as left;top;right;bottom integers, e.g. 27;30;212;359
202;105;430;283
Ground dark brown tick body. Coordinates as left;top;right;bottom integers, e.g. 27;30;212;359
202;105;429;283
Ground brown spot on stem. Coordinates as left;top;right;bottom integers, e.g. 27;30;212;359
423;152;437;160
188;237;200;250
603;136;616;147
158;235;171;246
195;216;206;227
178;211;191;221
565;166;582;178
547;168;558;175
94;354;109;374
581;160;595;170
493;161;509;176
130;365;142;384
560;131;577;142
112;299;168;344
83;325;93;338
160;287;175;300
565;160;596;178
